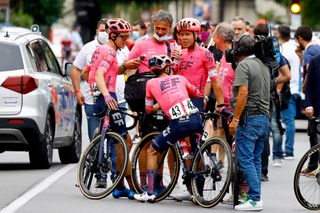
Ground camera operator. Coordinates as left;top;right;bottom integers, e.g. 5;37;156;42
228;35;270;211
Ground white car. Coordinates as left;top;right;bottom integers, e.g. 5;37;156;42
0;27;82;168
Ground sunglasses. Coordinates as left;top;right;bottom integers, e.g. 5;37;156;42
148;57;171;69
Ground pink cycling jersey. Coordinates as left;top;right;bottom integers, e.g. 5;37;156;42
145;75;200;120
218;54;235;111
127;37;174;73
87;44;118;93
174;45;218;94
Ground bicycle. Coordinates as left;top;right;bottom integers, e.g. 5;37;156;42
293;116;320;210
131;111;233;208
77;107;138;200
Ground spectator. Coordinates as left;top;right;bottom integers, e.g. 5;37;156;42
132;20;149;41
303;54;320;175
278;25;301;160
294;25;320;93
71;23;84;58
231;16;246;40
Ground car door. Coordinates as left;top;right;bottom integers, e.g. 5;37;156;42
39;40;76;140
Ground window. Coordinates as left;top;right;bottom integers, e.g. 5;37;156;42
0;44;23;71
40;40;61;75
29;41;48;72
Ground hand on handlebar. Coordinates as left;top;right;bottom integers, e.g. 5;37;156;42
104;94;118;110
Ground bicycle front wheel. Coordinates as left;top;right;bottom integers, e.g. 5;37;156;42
77;132;128;199
191;137;233;208
294;143;320;210
131;132;180;202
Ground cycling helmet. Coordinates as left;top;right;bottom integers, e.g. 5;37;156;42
106;18;131;34
177;18;201;32
148;55;173;75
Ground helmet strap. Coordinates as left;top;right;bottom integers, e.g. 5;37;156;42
110;33;121;50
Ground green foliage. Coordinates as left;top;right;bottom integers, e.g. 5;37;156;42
22;0;64;26
301;0;320;30
11;11;33;27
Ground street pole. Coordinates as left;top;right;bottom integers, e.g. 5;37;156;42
291;13;301;27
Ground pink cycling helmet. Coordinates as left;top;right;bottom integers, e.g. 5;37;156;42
106;18;131;34
177;18;201;32
148;55;173;74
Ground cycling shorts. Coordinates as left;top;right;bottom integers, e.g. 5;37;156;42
151;112;203;153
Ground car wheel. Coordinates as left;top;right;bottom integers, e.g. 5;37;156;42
58;110;82;164
29;113;54;169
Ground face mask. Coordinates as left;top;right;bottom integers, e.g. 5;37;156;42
199;31;210;42
97;31;108;44
153;33;169;42
132;31;140;40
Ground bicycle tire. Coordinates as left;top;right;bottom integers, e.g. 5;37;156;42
191;137;233;208
293;143;320;210
131;132;180;202
77;132;128;199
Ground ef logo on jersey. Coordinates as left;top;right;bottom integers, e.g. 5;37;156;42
160;77;180;91
179;60;194;70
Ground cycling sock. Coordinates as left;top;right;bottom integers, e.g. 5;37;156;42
147;170;157;194
140;173;147;189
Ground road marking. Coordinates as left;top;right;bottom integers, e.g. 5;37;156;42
0;164;76;213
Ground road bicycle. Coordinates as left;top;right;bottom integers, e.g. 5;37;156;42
293;116;320;210
77;107;138;200
131;111;233;208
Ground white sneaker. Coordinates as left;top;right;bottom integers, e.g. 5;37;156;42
284;156;294;160
273;159;282;167
171;190;193;202
134;192;156;202
235;199;263;211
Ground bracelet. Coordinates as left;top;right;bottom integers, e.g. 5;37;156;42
75;89;81;94
122;62;126;70
233;118;239;122
217;104;226;108
204;95;209;102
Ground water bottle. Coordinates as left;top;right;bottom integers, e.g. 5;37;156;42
173;45;181;64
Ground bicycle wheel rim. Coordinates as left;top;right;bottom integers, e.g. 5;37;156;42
294;143;320;210
77;133;128;199
191;137;233;208
131;132;180;202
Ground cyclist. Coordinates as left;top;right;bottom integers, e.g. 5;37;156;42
135;55;203;201
83;18;137;200
172;17;226;201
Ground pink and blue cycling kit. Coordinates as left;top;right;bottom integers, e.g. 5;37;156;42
127;37;174;73
218;54;235;111
174;45;219;95
86;44;118;93
145;75;200;120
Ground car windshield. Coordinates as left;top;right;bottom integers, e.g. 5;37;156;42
0;43;23;71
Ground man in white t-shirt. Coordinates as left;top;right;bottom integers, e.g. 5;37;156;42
278;25;301;159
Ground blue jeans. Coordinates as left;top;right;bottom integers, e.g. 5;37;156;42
271;101;283;160
236;115;269;201
280;94;298;156
84;103;100;141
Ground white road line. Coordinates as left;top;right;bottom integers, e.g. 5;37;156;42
0;164;76;213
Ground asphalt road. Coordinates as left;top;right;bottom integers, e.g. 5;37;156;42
0;109;312;213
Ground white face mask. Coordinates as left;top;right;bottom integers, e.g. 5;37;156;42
132;31;141;40
153;33;168;42
97;31;109;44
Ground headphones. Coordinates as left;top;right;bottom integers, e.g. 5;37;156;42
232;34;253;56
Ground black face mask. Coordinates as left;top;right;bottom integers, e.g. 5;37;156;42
225;48;238;70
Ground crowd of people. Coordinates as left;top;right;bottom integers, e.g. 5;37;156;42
69;9;320;211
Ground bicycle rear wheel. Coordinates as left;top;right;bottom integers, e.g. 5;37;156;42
131;132;180;202
294;143;320;210
77;132;128;199
191;137;233;208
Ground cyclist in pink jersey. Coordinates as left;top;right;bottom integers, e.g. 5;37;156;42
135;55;203;202
82;18;138;200
174;18;225;112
